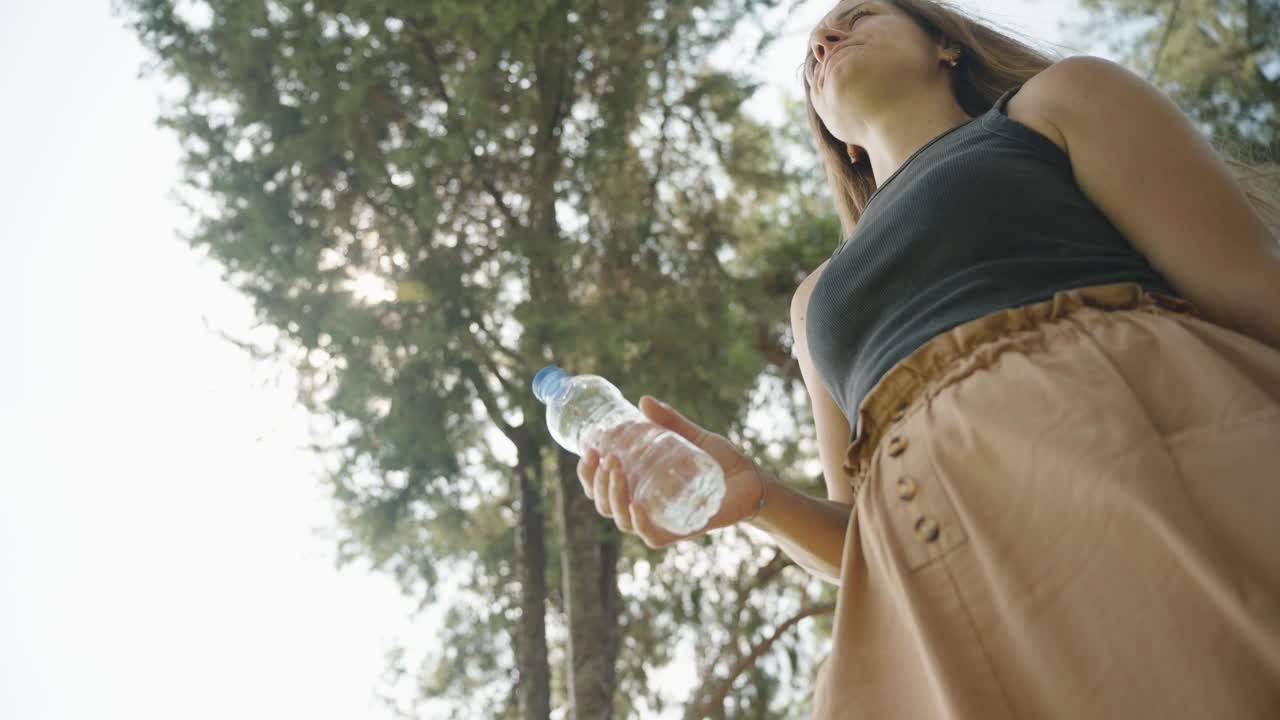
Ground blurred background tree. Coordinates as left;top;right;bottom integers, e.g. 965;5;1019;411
114;0;835;718
1072;0;1279;154
1068;0;1280;237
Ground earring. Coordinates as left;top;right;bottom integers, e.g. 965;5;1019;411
847;146;861;164
948;57;959;67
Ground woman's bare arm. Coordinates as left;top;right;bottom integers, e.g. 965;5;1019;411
761;259;855;584
746;469;852;585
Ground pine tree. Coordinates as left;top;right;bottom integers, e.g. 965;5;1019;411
114;1;833;717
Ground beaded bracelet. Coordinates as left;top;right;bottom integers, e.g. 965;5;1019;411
744;458;769;524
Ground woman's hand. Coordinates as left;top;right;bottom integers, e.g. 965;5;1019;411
576;395;768;548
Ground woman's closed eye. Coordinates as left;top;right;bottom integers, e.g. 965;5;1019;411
844;9;871;29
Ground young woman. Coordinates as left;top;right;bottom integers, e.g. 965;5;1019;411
580;1;1280;716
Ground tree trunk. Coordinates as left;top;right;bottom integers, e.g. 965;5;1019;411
516;435;552;719
557;449;622;719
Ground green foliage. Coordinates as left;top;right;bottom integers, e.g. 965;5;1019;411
1073;0;1280;153
116;0;828;717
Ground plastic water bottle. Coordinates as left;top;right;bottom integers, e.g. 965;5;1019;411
532;366;725;535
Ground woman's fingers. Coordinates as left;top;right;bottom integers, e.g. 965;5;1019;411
578;448;623;522
609;463;633;533
593;454;613;517
629;501;675;549
577;442;691;544
578;447;598;499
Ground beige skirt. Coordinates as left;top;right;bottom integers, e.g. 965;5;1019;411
812;282;1280;719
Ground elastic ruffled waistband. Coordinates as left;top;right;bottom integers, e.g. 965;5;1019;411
840;282;1202;492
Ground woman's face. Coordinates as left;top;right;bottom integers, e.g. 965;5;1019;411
805;1;941;141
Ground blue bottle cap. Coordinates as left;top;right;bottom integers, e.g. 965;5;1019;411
532;366;568;404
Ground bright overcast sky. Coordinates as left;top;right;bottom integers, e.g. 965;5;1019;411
0;2;1103;719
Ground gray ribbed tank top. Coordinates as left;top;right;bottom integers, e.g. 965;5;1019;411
806;84;1182;440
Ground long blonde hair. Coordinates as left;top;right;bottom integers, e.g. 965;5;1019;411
803;0;1280;243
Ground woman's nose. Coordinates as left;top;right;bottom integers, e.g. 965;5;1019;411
812;28;847;63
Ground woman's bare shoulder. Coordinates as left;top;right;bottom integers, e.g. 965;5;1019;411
1006;68;1072;157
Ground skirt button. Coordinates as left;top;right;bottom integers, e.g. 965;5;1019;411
896;477;918;500
887;436;908;457
915;516;940;543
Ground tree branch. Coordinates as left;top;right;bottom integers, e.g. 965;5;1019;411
416;33;524;233
1257;65;1280;106
687;602;836;718
1245;0;1257;49
724;548;791;642
458;357;520;445
470;316;522;366
481;177;523;231
1147;0;1182;81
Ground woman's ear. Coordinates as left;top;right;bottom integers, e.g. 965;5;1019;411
846;144;862;164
